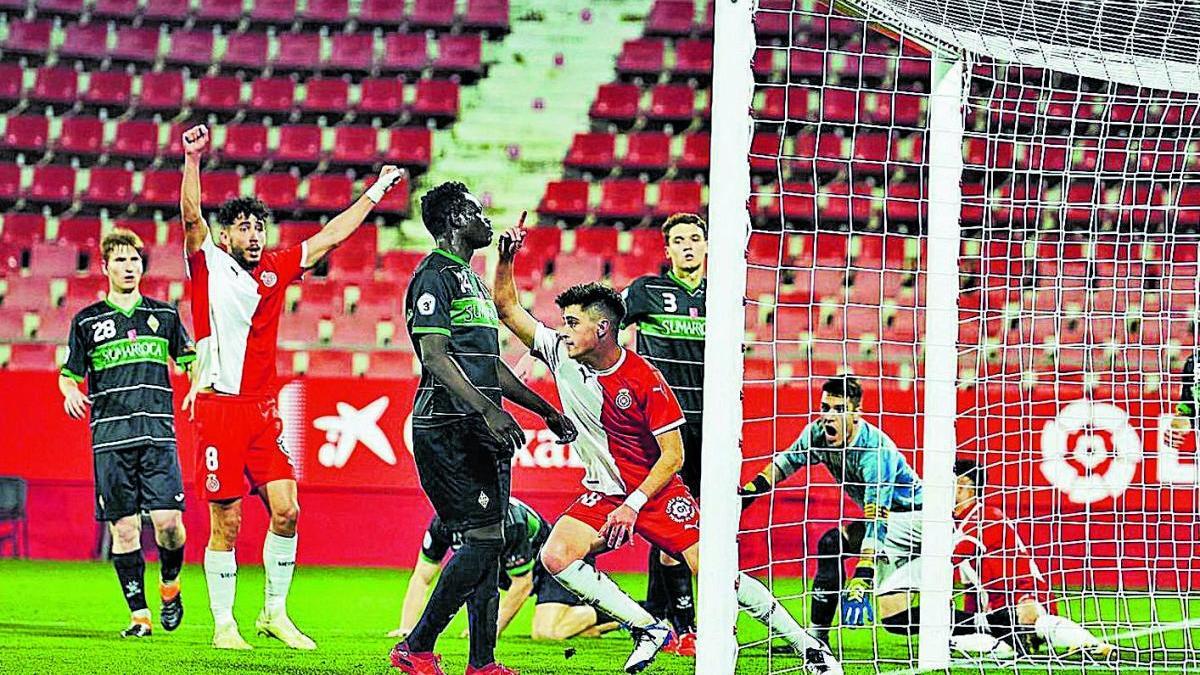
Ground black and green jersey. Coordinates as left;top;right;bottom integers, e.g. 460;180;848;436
405;248;502;427
621;272;706;418
1178;355;1200;419
62;296;196;454
421;497;549;577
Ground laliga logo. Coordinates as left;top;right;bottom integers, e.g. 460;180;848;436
313;396;396;468
1039;399;1142;505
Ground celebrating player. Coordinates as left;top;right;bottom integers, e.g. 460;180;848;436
59;229;194;638
620;213;707;652
387;497;618;642
740;376;923;645
389;182;577;675
494;225;841;675
179;124;405;650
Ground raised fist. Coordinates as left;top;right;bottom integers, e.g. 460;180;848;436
182;124;209;157
365;165;407;204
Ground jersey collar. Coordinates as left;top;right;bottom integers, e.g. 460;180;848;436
590;348;627;376
433;248;471;267
104;293;143;318
667;270;704;294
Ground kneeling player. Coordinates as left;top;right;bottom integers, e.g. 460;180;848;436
494;226;841;675
387;498;618;641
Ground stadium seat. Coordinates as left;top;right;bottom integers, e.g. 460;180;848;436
790;47;827;82
3;277;52;310
885;181;924;224
463;0;510;33
522;227;562;259
111;27;161;65
381;33;429;74
301;78;350;116
0;213;46;242
27;165;77;206
616;39;665;80
564;132;617;173
2;115;50;154
254;173;300;212
31;68;79;110
383;127;433;172
372;174;411;216
673;39;713;80
143;243;185;278
277;220;321;249
303;174;352;213
28;240;80;274
57;217;101;249
749;132;783;176
378;250;423;282
249;0;296;26
303;0;349;24
306;349;356;375
114;218;158;246
573;227;618;259
93;0;141;20
328;33;374;75
409;0;456;30
358;78;404;121
589;83;642;126
275;125;324;167
0;64;23;109
365;350;411;377
200;170;242;207
2;20;54;58
814;132;850;175
110;119;160;161
620;132;671;173
538;180;590;223
595;179;648;223
275;32;322;73
221;124;269;163
139;169;181;207
552;252;604;289
83;167;134;207
646;84;695;125
165;30;214;67
330;126;378;168
0;308;26;340
225;31;270;70
37;0;87;18
7;343;58;371
194;75;244;116
676;132;710;174
0;164;20;206
56;116;105;158
138;71;186;113
82;70;133;110
654;180;703;220
410;79;460;124
249;77;296;116
433;34;484;80
197;0;244;25
59;22;109;62
144;0;193;25
645;0;695;37
358;0;403;27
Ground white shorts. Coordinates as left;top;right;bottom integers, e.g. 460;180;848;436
875;510;923;595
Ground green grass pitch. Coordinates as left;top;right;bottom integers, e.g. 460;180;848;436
0;560;1191;674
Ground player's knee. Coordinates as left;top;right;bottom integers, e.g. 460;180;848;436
270;504;299;535
539;542;580;576
112;516;141;549
880;608;916;636
210;504;242;548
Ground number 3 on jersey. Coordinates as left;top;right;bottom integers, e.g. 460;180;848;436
661;292;677;313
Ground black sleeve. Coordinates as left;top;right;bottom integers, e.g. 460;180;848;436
169;310;197;368
1179;355;1197;419
621;277;655;328
419;517;453;564
407;267;455;338
61;313;88;382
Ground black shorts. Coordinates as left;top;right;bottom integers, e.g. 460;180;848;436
413;417;512;532
679;415;702;497
93;444;186;522
532;558;588;607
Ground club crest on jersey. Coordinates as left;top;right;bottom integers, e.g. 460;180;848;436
478;491;490;509
261;271;278;288
205;473;220;493
615;388;633;410
146;314;160;333
418;293;437;316
665;496;696;523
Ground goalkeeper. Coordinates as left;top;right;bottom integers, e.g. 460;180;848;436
740;375;923;644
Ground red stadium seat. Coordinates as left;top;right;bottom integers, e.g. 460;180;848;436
646;84;695;124
538;180;590;222
330;126;378;167
589;83;641;125
2;115;50;153
676;132;709;173
111;27;161;64
0;64;23;107
595;179;648;223
0;164;20;204
83;167;134;206
885;181;924;224
552;252;604;289
7;343;59;371
654;180;703;219
359;78;404;120
359;0;404;27
616;39;665;79
0;308;26;340
254;173;300;211
328;33;374;74
27;165;77;205
1;213;47;242
790;47;827;82
277;220;321;249
275;32;322;72
194;75;244;114
57;116;105;157
165;30;214;66
249;77;296;115
814;132;850;175
673;39;712;79
645;0;695;37
410;79;460;122
365;350;411;377
409;0;456;30
573;227;618;259
372;174;411;215
432;34;483;78
620;132;671;173
304;174;352;213
522;227;562;258
378;250;423;282
60;22;109;62
110;119;161;160
225;31;270;70
2;20;54;57
301;77;350;115
221;124;269;163
275;125;323;166
144;0;192;24
306;349;356;375
383;127;432;171
381;33;429;74
463;0;509;32
31;67;79;108
249;0;296;26
37;0;87;16
197;0;244;24
143;243;186;278
564;132;617;173
83;70;133;109
64;275;107;307
57;217;102;248
93;0;141;20
200;171;242;207
28;241;79;275
303;0;349;24
138;71;186;112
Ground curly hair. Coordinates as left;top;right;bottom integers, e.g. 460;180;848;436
420;181;474;238
554;282;626;326
662;213;708;242
215;196;272;229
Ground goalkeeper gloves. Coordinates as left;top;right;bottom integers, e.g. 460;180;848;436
738;474;772;510
840;563;875;626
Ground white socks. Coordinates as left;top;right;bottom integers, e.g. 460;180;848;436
553;559;656;629
263;531;298;615
204;548;237;626
736;573;826;652
1034;614;1099;650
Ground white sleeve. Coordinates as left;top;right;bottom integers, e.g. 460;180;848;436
531;321;563;371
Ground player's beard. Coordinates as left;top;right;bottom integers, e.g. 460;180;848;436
229;244;261;270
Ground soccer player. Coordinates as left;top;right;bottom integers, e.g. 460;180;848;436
59;228;194;638
1164;354;1198;450
620;213;707;651
387;497;618;641
179;124;406;650
494;226;841;675
389;182;578;675
739;376;924;645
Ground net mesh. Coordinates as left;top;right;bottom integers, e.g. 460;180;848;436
733;0;1200;672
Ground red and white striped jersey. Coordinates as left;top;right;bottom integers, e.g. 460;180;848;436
531;322;686;496
953;500;1050;611
186;231;308;396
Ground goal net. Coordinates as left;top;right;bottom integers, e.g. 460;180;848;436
700;0;1200;673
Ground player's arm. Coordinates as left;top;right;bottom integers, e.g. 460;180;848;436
180;125;211;257
302;166;406;268
493;215;539;349
841;450;898;626
395;554;442;638
59;315;90;419
496;570;534;636
600;427;685;550
739;426;815;505
619;278;652;329
495;361;577;444
418;333;526;451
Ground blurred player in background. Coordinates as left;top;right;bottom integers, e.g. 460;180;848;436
620;213;707;653
387;497;618;641
179;124;405;650
1164;354;1199;450
740;375;923;645
390;182;576;675
59;228;195;638
495;226;841;675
